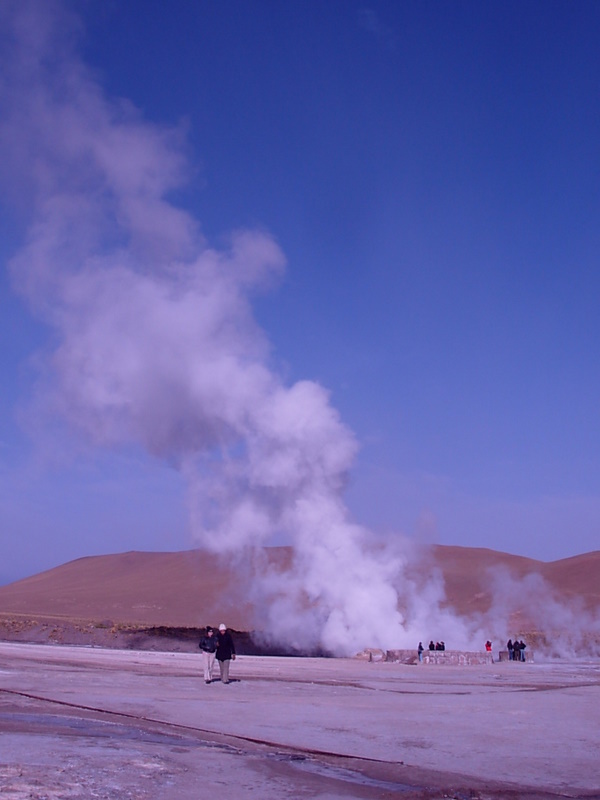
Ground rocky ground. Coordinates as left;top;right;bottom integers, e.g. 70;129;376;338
1;642;599;799
0;614;316;656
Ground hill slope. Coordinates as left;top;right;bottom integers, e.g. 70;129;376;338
0;545;598;631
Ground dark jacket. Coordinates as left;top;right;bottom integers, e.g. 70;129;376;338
216;630;236;661
199;632;217;653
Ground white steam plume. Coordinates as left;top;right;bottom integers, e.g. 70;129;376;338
0;0;413;654
479;566;600;659
2;2;597;657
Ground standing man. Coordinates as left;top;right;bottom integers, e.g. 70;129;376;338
199;626;217;684
216;623;236;684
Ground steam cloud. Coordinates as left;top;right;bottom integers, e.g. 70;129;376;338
2;1;598;657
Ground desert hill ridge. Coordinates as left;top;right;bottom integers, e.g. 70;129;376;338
1;545;598;632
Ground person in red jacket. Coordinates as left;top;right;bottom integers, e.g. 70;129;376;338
216;623;236;684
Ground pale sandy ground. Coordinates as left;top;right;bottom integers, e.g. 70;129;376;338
0;643;599;799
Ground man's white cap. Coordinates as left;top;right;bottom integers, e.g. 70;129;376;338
219;623;226;631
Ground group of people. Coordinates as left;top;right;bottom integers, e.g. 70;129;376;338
417;640;445;660
417;639;525;661
199;623;236;684
507;638;527;661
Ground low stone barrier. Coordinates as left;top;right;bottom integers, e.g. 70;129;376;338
498;649;534;663
386;649;494;665
384;649;418;665
357;649;534;665
355;648;387;662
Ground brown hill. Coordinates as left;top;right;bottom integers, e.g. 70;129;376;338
0;549;269;629
542;550;600;606
0;545;598;631
428;546;599;617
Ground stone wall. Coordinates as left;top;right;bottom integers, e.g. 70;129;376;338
498;649;534;662
381;649;418;664
355;648;387;662
386;649;494;665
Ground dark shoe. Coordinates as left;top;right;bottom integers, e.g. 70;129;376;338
205;680;210;684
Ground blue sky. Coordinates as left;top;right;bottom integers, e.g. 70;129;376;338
1;1;600;585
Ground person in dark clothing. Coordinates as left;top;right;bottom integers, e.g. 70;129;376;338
440;641;445;651
513;640;521;661
216;623;236;684
417;642;424;662
428;641;435;651
519;640;527;662
507;639;514;660
199;626;217;684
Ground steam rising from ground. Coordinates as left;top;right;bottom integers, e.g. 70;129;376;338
2;1;598;657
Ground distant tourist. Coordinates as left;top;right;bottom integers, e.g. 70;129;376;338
507;639;514;660
485;640;492;652
428;640;435;651
417;642;424;662
199;625;217;684
519;640;527;662
513;640;521;661
216;623;236;684
440;641;445;651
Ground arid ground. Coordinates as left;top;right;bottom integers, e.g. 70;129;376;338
1;641;599;799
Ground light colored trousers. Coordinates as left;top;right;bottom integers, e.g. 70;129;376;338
202;651;216;682
218;658;231;684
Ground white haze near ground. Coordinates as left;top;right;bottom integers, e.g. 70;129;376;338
1;1;598;657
